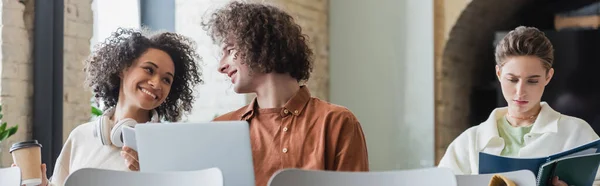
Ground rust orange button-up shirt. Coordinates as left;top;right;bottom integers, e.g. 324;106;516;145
213;86;369;186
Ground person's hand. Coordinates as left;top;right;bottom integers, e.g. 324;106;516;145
552;176;568;186
121;146;139;171
11;163;49;186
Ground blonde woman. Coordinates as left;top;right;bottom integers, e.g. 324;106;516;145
438;26;599;186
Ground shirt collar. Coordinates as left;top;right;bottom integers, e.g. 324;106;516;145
240;98;256;121
476;102;560;151
239;86;311;120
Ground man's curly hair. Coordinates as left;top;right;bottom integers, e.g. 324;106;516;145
85;28;203;122
202;1;313;82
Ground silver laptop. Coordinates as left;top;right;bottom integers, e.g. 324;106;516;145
135;121;255;186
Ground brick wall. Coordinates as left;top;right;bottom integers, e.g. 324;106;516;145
176;0;329;122
0;0;92;166
63;0;93;143
0;0;35;166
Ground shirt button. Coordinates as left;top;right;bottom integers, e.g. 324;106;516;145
283;109;289;114
282;148;288;153
294;110;299;115
283;127;288;132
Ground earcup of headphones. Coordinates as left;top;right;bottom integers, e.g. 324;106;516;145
94;115;112;146
110;118;138;148
93;107;159;147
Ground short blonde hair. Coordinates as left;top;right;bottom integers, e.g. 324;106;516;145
495;26;554;71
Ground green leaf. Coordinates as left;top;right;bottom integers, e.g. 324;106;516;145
0;122;6;132
92;106;103;116
7;125;17;137
0;130;9;141
0;113;3;120
0;104;3;112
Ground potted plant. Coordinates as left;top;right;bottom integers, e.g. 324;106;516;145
0;104;18;152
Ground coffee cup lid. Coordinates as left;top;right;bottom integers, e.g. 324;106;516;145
9;140;42;153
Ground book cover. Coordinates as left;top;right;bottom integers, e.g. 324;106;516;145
536;153;600;186
479;138;600;174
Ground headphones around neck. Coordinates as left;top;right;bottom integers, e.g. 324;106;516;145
93;107;159;147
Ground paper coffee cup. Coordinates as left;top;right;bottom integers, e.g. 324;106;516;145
10;140;43;186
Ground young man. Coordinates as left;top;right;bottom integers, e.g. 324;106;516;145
203;1;369;186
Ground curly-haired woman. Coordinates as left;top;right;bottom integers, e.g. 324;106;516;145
18;28;203;186
203;1;369;186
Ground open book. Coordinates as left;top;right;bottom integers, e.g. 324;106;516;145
479;139;600;186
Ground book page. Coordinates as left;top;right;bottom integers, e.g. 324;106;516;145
561;148;597;159
549;139;600;160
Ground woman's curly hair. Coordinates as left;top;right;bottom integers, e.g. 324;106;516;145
202;1;313;82
85;28;203;122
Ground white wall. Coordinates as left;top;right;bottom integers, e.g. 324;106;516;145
92;0;140;49
175;0;247;122
330;0;434;170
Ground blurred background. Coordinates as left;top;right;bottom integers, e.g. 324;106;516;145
0;0;598;177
